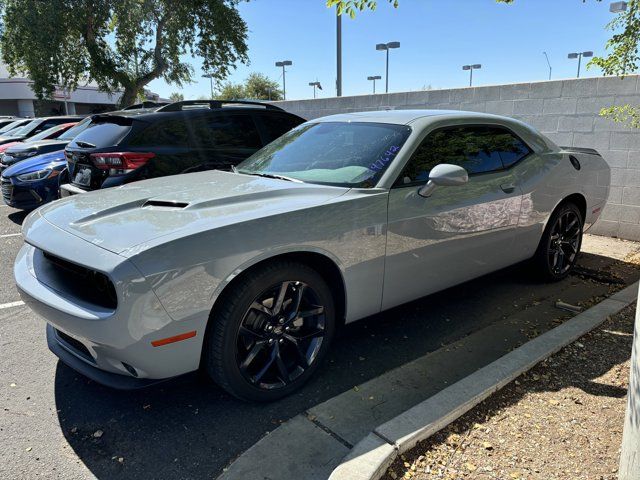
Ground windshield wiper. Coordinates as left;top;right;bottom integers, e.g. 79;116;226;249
75;140;96;148
239;171;303;183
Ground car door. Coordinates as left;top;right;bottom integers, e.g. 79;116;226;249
189;112;263;171
382;124;530;310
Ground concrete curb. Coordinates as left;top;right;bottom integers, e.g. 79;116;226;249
328;281;639;480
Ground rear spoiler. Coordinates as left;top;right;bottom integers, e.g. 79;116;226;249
559;146;602;157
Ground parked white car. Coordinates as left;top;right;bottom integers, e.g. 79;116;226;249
14;110;609;401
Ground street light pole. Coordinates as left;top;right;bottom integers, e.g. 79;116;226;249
336;12;342;97
376;42;400;93
202;73;214;99
309;81;322;99
543;51;552;80
567;51;593;78
462;64;482;87
367;75;382;94
275;60;293;100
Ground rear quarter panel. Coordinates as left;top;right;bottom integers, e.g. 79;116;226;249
511;150;609;259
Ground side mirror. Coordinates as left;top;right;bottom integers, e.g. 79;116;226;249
418;163;469;198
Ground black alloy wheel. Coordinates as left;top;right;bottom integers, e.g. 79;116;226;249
547;209;581;276
236;281;326;390
204;261;336;402
535;202;583;281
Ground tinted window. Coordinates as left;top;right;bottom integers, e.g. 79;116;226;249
68;122;132;148
0;120;28;134
58;117;93;141
190;114;261;149
238;122;411;187
130;118;190;147
29;123;71;141
398;125;531;184
258;114;304;143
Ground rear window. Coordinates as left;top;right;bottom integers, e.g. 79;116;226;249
68;121;132;149
129;118;190;147
190;114;261;149
258;114;304;143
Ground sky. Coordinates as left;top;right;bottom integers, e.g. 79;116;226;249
148;0;620;101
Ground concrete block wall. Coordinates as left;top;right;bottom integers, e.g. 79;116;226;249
275;75;640;241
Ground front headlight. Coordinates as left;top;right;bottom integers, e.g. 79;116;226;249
17;169;53;182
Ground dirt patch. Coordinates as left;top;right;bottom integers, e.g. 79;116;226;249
383;303;635;480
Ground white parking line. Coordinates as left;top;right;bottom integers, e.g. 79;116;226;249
0;301;24;310
0;233;21;238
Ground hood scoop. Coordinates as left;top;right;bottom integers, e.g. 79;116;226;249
142;199;190;209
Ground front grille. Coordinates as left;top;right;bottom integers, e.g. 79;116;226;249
1;178;12;202
55;329;95;363
42;251;118;309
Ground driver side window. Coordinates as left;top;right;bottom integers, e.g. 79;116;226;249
396;125;531;186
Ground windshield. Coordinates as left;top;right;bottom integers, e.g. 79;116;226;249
237;122;411;187
28;123;72;142
58;117;92;141
11;119;40;136
0;119;27;134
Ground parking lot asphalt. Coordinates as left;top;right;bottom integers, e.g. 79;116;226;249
1;205;639;480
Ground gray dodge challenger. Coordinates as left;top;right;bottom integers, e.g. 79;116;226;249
14;110;609;401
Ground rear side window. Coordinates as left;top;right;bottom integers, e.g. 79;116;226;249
68;122;132;148
190;114;261;149
398;125;531;184
130;118;190;147
257;114;304;143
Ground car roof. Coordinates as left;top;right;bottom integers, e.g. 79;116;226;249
311;109;513;125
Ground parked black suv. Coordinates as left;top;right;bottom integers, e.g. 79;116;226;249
0;116;83;146
61;100;305;195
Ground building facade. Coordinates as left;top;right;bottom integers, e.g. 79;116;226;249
0;64;162;117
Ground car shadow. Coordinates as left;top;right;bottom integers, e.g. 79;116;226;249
53;252;640;479
8;209;29;226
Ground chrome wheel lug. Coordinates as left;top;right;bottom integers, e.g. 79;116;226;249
279;338;284;344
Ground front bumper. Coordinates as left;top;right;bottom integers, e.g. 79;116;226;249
1;176;58;210
14;218;206;385
46;324;167;389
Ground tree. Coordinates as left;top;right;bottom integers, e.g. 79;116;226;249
215;73;283;100
245;73;283;100
216;81;246;100
1;0;249;107
169;92;184;102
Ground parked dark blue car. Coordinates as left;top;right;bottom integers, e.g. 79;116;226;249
1;150;66;210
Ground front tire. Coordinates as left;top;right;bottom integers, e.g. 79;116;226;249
204;261;336;402
534;202;583;281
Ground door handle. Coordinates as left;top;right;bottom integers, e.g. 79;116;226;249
500;183;516;194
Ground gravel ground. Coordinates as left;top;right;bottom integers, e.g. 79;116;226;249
383;303;636;480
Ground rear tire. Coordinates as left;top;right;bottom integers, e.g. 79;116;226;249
534;202;583;282
203;260;336;402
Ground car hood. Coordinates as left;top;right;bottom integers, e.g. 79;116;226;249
2;150;66;177
30;170;350;255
